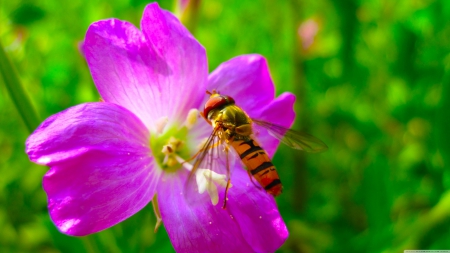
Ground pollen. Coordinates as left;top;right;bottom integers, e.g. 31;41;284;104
168;137;184;151
161;137;185;168
185;109;199;129
162;145;173;154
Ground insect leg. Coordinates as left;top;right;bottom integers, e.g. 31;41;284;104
183;124;224;165
222;179;231;209
222;144;231;209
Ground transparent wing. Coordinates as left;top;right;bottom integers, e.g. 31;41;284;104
184;126;235;206
252;119;328;153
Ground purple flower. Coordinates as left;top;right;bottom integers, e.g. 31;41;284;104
26;3;295;253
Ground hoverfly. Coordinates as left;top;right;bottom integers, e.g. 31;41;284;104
186;90;328;207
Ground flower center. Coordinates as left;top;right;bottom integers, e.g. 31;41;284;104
150;124;190;173
150;109;199;173
149;110;230;205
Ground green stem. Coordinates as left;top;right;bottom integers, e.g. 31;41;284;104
81;236;100;253
0;40;40;133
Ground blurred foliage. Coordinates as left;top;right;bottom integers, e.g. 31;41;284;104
1;0;449;252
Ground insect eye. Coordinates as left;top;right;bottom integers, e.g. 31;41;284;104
225;95;235;104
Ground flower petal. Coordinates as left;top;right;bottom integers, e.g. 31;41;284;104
207;54;275;115
158;168;287;253
141;3;208;123
227;169;289;253
157;172;254;253
252;92;296;157
83;3;207;130
26;103;160;235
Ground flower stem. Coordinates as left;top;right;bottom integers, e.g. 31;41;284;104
0;40;40;133
152;195;163;233
81;236;99;253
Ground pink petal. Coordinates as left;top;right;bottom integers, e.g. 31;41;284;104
26;103;160;235
157;171;253;253
226;169;289;253
83;3;207;130
207;54;275;116
157;169;287;253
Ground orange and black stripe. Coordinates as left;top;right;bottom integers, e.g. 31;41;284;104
230;139;283;196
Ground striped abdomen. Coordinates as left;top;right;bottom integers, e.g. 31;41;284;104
230;139;282;196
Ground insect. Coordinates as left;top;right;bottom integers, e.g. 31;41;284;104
187;90;328;207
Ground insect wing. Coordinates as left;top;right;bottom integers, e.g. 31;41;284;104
184;127;235;206
252;119;328;153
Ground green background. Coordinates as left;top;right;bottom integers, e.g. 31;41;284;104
1;0;449;252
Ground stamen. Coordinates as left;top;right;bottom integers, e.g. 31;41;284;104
167;157;178;167
185;109;199;129
168;137;183;150
174;155;192;171
155;116;169;134
161;145;173;155
162;153;169;165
